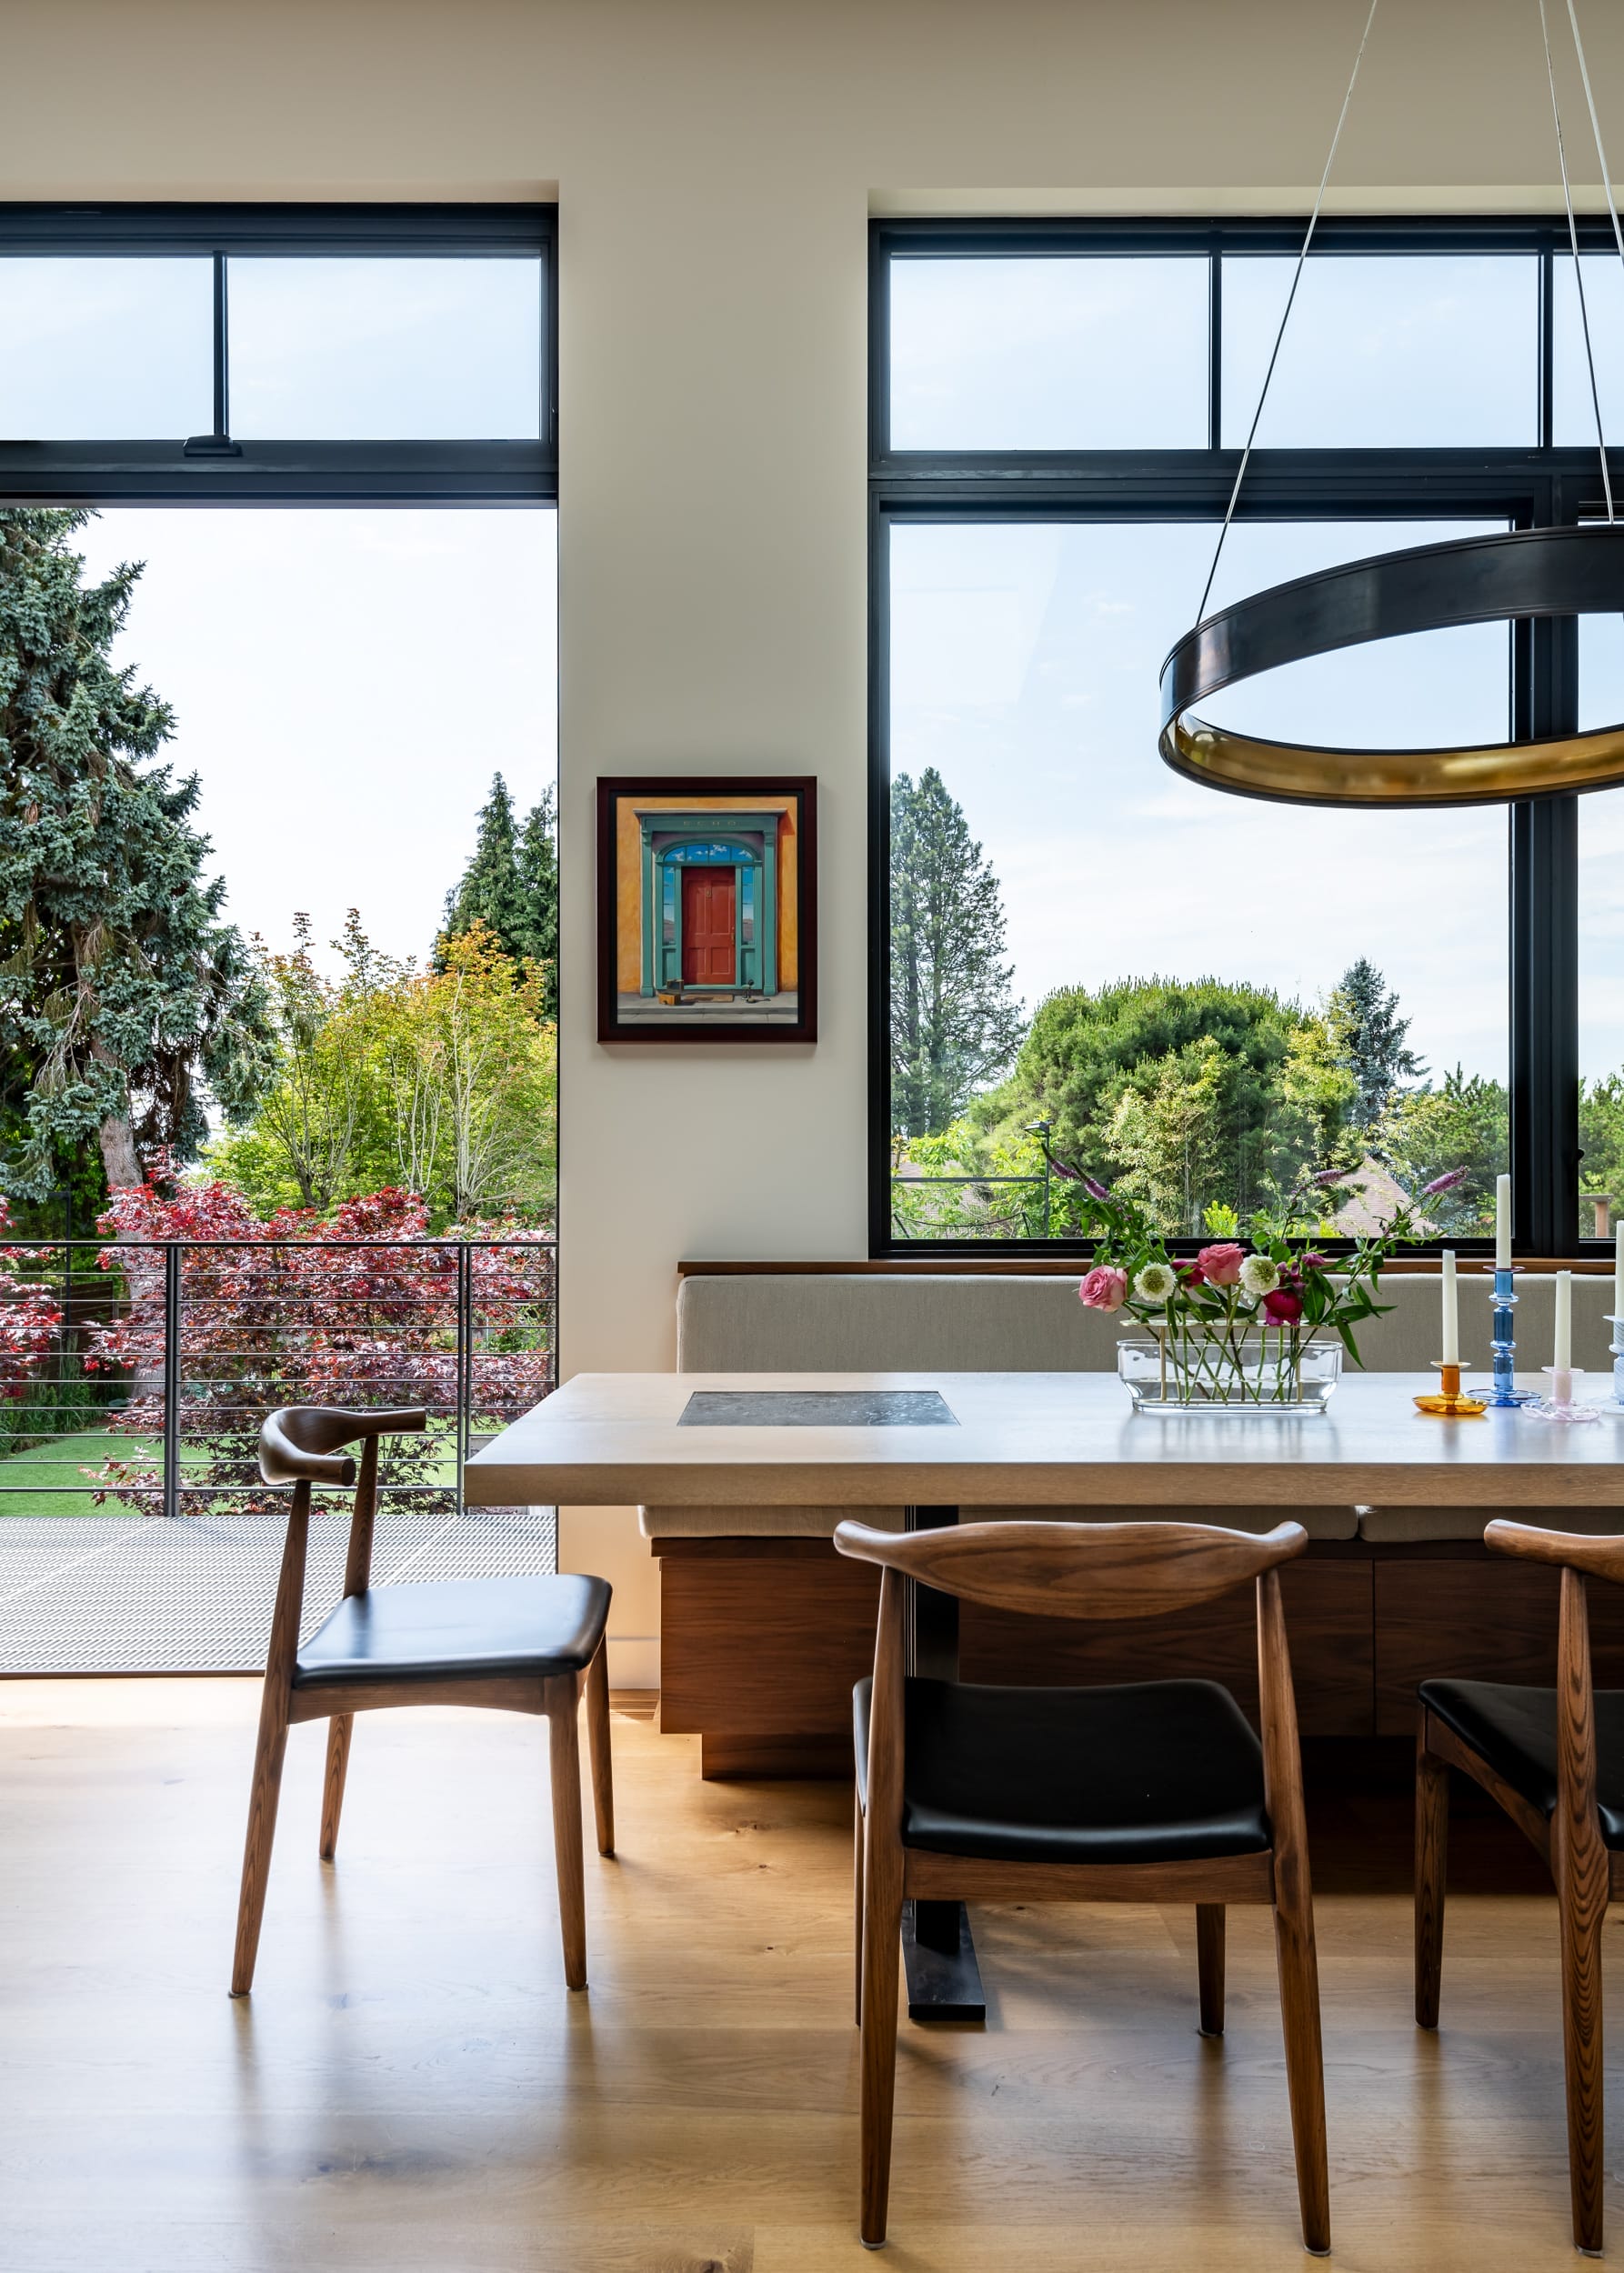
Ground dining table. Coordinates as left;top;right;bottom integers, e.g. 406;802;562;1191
465;1367;1624;2023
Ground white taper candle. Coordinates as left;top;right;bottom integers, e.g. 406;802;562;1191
1614;1219;1623;1321
1440;1250;1459;1366
1495;1174;1511;1269
1555;1267;1572;1373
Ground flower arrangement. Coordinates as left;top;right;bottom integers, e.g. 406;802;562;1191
1075;1165;1467;1406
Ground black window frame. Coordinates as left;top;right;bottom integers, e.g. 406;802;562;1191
0;202;556;504
869;213;1624;1261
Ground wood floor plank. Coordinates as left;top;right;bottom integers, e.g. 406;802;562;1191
2;1677;1622;2271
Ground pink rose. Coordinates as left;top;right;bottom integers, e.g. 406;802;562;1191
1262;1287;1304;1324
1078;1266;1128;1313
1176;1257;1206;1286
1196;1242;1245;1287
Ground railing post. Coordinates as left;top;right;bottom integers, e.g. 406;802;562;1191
456;1241;472;1513
163;1241;181;1522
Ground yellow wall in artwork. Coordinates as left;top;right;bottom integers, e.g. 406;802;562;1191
611;792;798;996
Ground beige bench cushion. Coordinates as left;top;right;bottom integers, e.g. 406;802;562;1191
675;1271;1611;1377
1358;1502;1624;1544
642;1500;1358;1542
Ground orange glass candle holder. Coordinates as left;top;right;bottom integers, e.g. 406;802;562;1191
1414;1360;1487;1418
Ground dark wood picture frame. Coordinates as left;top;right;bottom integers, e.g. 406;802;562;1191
596;775;818;1044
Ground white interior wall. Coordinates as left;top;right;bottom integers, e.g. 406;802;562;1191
5;0;1614;1677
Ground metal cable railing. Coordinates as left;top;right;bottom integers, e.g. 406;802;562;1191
0;1237;555;1520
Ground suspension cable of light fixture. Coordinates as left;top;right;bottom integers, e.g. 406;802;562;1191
1156;0;1624;807
1196;0;1380;626
1539;0;1612;520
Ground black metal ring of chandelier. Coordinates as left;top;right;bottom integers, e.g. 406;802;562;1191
1158;523;1624;808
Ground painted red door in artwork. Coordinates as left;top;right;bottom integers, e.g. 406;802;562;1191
682;867;737;984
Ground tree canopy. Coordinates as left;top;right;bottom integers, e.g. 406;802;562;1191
0;506;272;1211
211;914;556;1229
1327;956;1426;1128
440;773;557;1018
889;767;1024;1137
974;974;1354;1216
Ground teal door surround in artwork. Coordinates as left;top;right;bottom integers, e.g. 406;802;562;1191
637;810;782;997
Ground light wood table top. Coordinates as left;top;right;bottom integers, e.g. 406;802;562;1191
464;1369;1624;1510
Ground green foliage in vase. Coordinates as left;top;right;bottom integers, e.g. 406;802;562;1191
1074;1161;1461;1379
0;506;274;1204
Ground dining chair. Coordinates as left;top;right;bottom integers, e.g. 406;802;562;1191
836;1514;1328;2255
231;1405;614;1998
1415;1518;1624;2258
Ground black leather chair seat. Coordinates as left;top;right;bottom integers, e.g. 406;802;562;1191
1421;1677;1624;1847
293;1574;611;1688
856;1675;1269;1867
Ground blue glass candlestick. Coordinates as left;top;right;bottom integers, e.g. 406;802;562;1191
1484;1267;1535;1407
1607;1314;1624;1409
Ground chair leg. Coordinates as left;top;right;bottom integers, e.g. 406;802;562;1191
547;1675;588;1990
230;1683;291;1997
1196;1903;1225;2037
584;1642;615;1857
1414;1721;1449;2029
853;1784;866;2028
319;1713;354;1862
857;1819;904;2248
1272;1884;1330;2256
1558;1846;1608;2255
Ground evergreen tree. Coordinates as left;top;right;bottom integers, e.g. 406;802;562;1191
514;785;559;1019
0;507;274;1204
889;768;1024;1137
1327;956;1427;1129
441;775;557;1018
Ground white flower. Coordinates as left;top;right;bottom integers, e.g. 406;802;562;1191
1238;1254;1280;1297
1134;1261;1178;1304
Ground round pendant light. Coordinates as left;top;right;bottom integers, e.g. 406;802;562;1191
1158;525;1624;808
1158;0;1624;807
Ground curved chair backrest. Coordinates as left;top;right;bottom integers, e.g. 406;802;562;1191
834;1516;1308;1621
1486;1520;1624;1587
259;1406;428;1488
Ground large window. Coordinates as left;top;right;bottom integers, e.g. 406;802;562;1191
873;218;1623;1257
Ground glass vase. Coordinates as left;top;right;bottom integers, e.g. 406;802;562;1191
1118;1331;1342;1416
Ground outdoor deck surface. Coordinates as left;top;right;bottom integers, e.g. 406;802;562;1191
0;1506;557;1672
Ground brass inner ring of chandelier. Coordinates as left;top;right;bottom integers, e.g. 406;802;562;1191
1159;524;1624;807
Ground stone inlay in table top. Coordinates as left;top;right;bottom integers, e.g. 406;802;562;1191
678;1388;957;1427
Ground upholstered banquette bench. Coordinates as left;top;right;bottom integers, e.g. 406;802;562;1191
644;1270;1624;1777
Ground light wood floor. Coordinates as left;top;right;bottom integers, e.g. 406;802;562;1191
0;1680;1619;2272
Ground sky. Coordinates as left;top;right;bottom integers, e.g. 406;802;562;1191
888;251;1624;1088
73;508;557;976
28;247;1624;1089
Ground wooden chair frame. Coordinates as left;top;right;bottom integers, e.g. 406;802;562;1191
1416;1519;1624;2258
231;1407;613;1998
836;1516;1328;2256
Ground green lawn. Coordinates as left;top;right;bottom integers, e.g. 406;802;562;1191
0;1427;169;1517
0;1424;462;1516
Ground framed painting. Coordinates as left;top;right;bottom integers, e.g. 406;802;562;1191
596;775;818;1043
